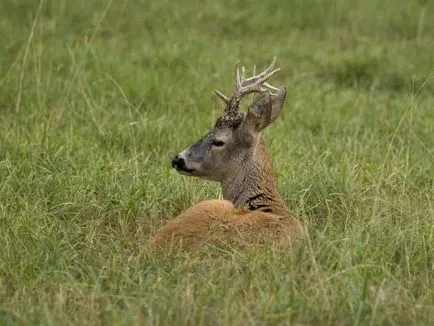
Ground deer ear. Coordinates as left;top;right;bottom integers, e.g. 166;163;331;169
242;87;287;136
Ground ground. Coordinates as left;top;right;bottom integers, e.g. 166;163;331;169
0;0;433;325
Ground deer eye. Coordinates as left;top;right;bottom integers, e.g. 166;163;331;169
212;140;225;147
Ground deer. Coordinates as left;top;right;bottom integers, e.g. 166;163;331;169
149;58;302;252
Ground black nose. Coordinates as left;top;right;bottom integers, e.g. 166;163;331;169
171;155;186;170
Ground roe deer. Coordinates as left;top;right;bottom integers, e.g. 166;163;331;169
150;58;301;252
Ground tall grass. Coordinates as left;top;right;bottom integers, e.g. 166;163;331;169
0;0;433;324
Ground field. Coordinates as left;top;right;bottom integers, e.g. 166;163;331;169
0;0;433;325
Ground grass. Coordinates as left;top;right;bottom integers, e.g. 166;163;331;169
0;0;433;324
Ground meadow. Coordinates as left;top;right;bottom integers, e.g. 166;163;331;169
0;0;433;324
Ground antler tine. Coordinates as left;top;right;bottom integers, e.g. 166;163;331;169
263;82;279;91
236;64;247;88
245;57;277;83
214;89;230;104
262;82;280;94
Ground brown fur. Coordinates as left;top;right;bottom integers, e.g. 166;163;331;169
149;200;301;253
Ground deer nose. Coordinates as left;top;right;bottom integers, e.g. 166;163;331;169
171;155;186;170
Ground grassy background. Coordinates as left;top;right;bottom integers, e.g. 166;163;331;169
0;0;433;324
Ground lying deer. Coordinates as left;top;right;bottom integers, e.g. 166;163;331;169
150;58;302;252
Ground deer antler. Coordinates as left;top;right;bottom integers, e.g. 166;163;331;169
214;58;280;127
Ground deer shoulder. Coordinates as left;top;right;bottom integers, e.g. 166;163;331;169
149;58;302;253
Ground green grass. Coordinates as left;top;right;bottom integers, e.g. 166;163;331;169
0;0;433;324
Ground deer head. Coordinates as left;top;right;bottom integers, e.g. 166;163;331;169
171;58;287;187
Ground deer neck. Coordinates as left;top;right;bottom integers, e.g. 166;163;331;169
220;136;290;216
